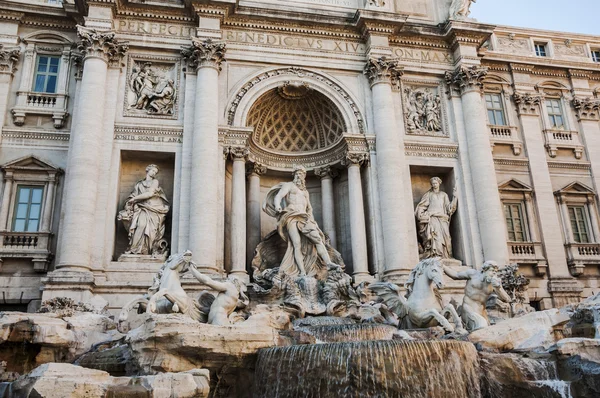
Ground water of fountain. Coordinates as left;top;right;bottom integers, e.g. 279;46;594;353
253;340;481;398
296;323;400;343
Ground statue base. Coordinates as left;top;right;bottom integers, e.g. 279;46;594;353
117;253;167;263
441;258;463;267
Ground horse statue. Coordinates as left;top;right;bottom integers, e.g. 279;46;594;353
370;258;465;333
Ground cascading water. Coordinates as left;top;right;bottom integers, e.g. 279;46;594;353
296;323;400;343
253;340;481;398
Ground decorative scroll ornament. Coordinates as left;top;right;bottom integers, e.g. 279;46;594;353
0;44;20;75
181;38;226;71
343;152;369;167
364;56;403;87
444;65;488;94
228;146;249;160
513;92;542;116
77;26;128;63
572;97;600;121
314;166;339;180
246;162;267;177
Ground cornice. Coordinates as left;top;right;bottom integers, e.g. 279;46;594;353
493;157;530;168
404;142;459;159
547;161;592;171
222;18;361;40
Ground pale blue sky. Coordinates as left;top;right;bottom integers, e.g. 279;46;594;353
470;0;599;36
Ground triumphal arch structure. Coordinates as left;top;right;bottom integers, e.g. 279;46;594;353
1;0;600;313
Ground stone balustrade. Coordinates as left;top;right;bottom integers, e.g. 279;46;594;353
543;129;584;159
11;91;69;128
0;231;52;272
508;241;547;276
488;125;522;155
565;242;600;276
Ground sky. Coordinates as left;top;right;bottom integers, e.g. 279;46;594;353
469;0;599;36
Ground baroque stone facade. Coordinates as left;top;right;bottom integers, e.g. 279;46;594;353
0;0;599;313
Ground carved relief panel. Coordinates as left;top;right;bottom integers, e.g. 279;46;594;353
124;55;180;119
402;82;447;137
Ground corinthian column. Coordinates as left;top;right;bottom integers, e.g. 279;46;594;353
344;152;373;283
229;147;249;282
182;39;226;273
246;162;266;268
364;57;410;280
56;27;127;272
445;66;508;265
314;166;338;248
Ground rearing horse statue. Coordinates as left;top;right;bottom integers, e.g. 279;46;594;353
370;258;465;333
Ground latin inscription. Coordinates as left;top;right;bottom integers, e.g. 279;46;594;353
393;48;453;64
117;20;195;37
224;30;364;53
114;134;182;143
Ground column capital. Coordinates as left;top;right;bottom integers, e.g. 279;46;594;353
343;152;369;167
76;26;128;64
246;162;267;177
444;65;487;95
513;91;542;116
572;97;600;122
314;166;339;180
227;146;249;161
364;56;403;88
0;44;20;76
181;38;226;72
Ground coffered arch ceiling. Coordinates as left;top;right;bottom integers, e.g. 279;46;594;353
246;83;347;153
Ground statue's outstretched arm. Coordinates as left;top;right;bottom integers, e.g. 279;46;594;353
442;265;471;280
274;183;291;211
189;263;228;292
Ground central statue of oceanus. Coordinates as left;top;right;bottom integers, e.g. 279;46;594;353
370;258;465;333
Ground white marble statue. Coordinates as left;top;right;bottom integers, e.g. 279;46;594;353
450;0;475;19
129;61;177;115
263;165;339;278
415;177;458;259
118;164;170;257
443;260;512;331
189;263;249;326
370;258;465;333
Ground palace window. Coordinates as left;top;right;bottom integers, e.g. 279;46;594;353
568;206;591;243
535;43;548;57
485;93;506;126
546;99;566;129
504;203;526;242
33;56;60;94
12;186;44;233
592;50;600;63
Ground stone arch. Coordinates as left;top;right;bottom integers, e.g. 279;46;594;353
226;67;365;135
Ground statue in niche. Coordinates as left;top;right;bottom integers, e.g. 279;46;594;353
404;88;443;135
252;166;358;318
415;177;458;259
128;61;177;115
118;164;170;258
443;261;512;331
263;165;340;277
449;0;475;19
118;251;249;332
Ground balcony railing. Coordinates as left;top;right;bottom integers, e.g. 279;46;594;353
508;241;547;275
488;125;522;155
0;231;52;272
544;129;584;159
11;91;68;129
565;242;600;276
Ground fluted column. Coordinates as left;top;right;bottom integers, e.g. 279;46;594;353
344;152;372;283
57;27;127;272
182;39;226;273
446;66;508;265
364;57;409;280
229;147;249;282
315;166;338;248
40;177;57;232
246;162;266;269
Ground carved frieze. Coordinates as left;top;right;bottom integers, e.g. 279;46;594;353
402;84;446;137
181;38;226;71
554;41;586;58
444;65;488;94
513;92;542;116
496;36;530;55
0;44;20;75
125;56;180;119
364;56;403;88
76;26;128;63
573;97;600;122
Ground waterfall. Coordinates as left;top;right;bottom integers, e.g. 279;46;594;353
296;323;400;343
254;340;481;398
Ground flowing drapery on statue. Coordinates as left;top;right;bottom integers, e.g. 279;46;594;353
118;164;170;257
415;177;458;259
262;166;337;278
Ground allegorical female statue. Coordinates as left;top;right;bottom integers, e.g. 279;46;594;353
415;177;458;259
118;164;170;257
